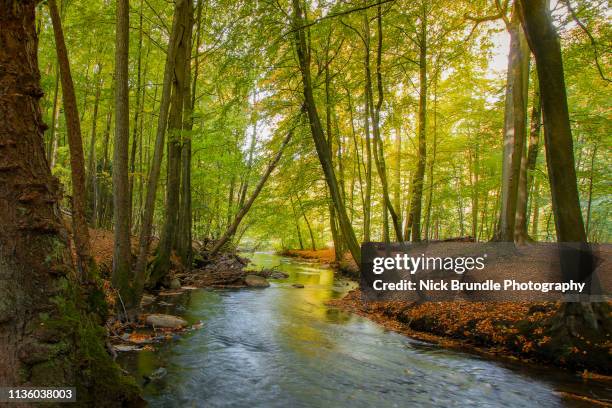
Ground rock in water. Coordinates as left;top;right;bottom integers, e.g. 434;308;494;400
292;283;305;288
270;271;289;279
145;314;188;328
169;278;181;290
244;274;270;288
140;294;155;307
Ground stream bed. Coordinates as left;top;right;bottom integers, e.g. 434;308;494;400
118;252;611;407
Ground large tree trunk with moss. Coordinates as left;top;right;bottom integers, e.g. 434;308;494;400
0;1;142;404
292;0;361;264
517;0;610;340
48;0;96;281
148;0;193;288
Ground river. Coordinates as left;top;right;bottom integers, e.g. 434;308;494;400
118;252;610;407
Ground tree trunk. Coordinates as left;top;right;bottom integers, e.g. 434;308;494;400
86;72;102;225
297;194;316;250
517;0;608;334
585;143;597;238
498;9;530;242
515;77;541;243
0;1;141;402
424;77;438;240
325;63;343;261
407;7;427;242
111;0;135;316
47;63;60;166
530;178;540;239
367;5;403;241
149;0;193;288
176;0;199;266
291;197;304;250
48;0;96;281
133;0;184;297
129;0;144;230
362;14;373;243
292;0;361;264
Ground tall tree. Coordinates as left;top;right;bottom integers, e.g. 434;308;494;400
148;0;193;288
291;0;361;264
497;8;530;242
367;5;403;241
48;0;96;280
0;1;140;403
406;2;428;242
517;0;610;332
133;0;184;298
111;0;135;316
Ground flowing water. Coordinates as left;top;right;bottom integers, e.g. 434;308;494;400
118;252;611;407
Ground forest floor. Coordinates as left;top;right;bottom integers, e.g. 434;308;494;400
283;248;612;378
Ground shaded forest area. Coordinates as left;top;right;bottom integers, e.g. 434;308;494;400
0;0;610;405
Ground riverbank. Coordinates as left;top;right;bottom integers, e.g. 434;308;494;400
282;248;612;378
282;248;360;277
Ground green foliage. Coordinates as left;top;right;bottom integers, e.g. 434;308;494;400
36;0;610;249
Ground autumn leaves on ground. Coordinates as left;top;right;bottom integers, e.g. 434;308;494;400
286;248;612;376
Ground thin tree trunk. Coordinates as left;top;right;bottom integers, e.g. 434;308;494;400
129;0;144;229
111;0;135;317
362;14;373;243
498;9;530;242
291;197;304;249
407;6;427;242
98;105;112;227
516;78;541;243
86;72;102;226
210;130;294;256
424;77;438;240
297;194;316;250
471;147;479;240
530;178;540;239
177;0;198;266
325;62;343;260
48;0;96;281
585;143;597;238
47;63;60;166
367;5;402;241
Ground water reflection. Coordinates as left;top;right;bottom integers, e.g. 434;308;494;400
118;252;609;408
